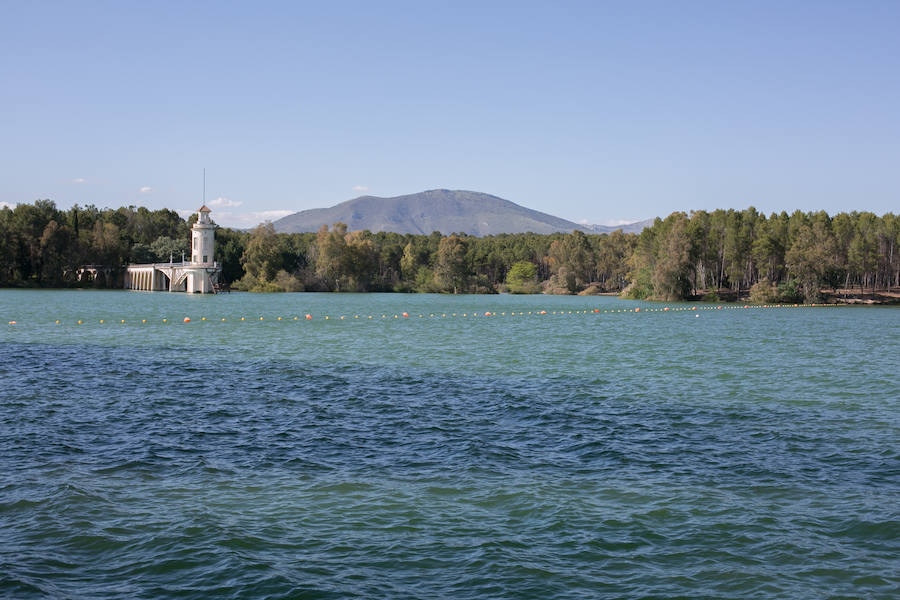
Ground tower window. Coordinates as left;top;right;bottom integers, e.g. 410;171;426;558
203;255;208;263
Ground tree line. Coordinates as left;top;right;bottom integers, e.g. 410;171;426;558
627;209;899;302
2;200;898;302
0;200;190;287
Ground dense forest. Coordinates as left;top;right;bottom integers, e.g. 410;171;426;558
2;200;898;302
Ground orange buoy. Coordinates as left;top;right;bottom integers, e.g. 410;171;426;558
305;314;312;320
635;308;641;312
484;312;491;316
663;307;669;311
8;321;15;325
402;312;409;317
184;317;191;323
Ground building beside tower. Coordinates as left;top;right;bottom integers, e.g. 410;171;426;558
124;206;222;293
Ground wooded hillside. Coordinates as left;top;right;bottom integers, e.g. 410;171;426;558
2;201;897;302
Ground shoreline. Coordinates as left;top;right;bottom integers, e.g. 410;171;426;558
2;285;899;304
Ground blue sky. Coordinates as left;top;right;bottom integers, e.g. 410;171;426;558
2;0;898;228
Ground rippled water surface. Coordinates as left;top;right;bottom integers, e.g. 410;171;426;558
2;290;899;598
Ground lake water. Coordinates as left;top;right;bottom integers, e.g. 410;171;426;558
1;289;898;599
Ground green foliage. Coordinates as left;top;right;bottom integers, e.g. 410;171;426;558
547;230;593;293
621;266;653;299
130;243;155;264
595;230;634;291
243;223;283;282
433;235;471;293
315;223;347;290
506;261;537;285
413;266;440;293
504;281;543;294
150;236;189;263
785;221;837;302
503;259;541;293
776;279;803;303
214;228;247;284
749;278;778;304
273;270;304;292
2;201;900;299
650;213;692;300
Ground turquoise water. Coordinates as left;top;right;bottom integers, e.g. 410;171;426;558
1;289;898;599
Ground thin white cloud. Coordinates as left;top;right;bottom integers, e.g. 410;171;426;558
72;177;86;184
0;201;13;209
221;210;293;229
139;186;153;193
209;196;242;208
352;185;369;193
581;218;640;227
596;218;639;226
176;208;294;229
258;210;293;219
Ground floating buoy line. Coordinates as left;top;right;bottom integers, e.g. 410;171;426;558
5;303;842;327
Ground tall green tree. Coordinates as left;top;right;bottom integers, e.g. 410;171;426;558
652;212;693;300
314;223;348;291
434;235;470;293
785;221;839;301
242;222;283;283
547;230;593;293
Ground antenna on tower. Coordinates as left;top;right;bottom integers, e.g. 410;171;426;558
203;168;206;205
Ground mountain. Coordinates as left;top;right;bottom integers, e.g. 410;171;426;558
273;189;644;236
583;219;654;235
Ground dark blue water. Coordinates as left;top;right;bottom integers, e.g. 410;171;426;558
1;291;898;598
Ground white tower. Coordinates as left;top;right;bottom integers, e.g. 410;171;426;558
191;205;214;266
185;205;216;293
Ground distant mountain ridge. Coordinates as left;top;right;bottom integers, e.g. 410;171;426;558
272;189;649;236
583;219;655;234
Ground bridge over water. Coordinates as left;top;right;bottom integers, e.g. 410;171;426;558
125;261;220;293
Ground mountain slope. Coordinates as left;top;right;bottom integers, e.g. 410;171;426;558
584;219;655;234
272;189;594;236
